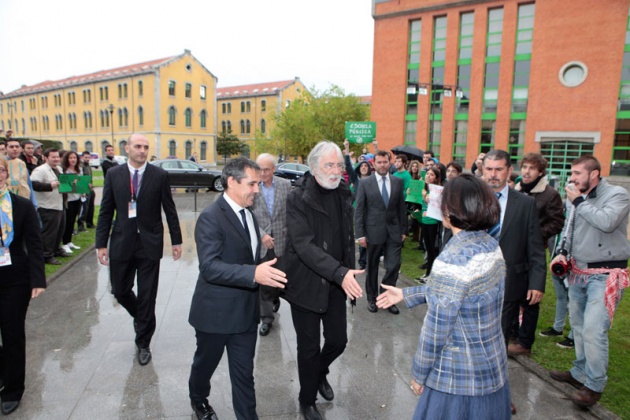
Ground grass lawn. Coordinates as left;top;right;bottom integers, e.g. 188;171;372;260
399;236;630;418
92;169;104;188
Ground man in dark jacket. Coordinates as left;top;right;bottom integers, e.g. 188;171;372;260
284;141;364;420
101;144;118;177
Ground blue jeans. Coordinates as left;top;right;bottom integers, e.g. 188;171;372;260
552;274;573;339
569;273;614;393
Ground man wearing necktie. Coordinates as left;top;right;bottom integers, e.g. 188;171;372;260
96;134;182;367
355;150;407;314
188;157;287;420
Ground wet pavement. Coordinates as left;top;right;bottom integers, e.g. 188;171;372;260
14;191;620;419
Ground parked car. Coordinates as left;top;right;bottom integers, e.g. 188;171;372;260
89;153;100;169
113;155;128;165
274;163;309;185
151;159;224;192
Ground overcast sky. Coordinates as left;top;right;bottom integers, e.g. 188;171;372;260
0;0;375;96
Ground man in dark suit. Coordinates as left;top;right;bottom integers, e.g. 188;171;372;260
483;150;546;358
355;150;406;314
188;157;287;420
96;134;182;366
250;153;291;337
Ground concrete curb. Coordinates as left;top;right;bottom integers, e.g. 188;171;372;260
46;244;96;286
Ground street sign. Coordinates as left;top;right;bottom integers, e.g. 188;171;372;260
345;121;376;144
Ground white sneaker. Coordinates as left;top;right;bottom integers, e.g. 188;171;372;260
68;242;81;250
61;244;73;254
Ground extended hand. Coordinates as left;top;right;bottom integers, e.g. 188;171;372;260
341;269;364;300
376;284;403;309
255;258;287;288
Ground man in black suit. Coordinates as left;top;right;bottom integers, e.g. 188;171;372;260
355;150;406;314
483;150;546;358
96;134;182;366
188;157;287;420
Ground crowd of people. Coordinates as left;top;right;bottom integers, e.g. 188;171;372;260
1;132;628;419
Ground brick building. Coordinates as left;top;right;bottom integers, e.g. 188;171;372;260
371;0;630;180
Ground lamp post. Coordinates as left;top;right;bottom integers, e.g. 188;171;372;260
408;83;463;152
108;104;115;146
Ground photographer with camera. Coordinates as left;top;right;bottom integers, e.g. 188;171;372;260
549;155;630;408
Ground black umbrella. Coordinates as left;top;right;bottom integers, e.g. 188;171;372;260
391;145;424;161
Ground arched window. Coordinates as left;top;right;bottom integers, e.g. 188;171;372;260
227;121;232;132
185;140;192;158
185;108;192;127
123;108;129;126
221;121;226;133
100;110;105;127
84;112;89;128
168;106;176;125
200;110;207;128
261;100;266;112
138;80;143;96
200;141;207;161
246;119;251;134
85;140;93;153
87;111;92;129
261;119;266;134
119;140;127;157
246;101;251;113
100;140;108;155
21;118;25;134
118;108;123;127
169;140;177;157
70;141;78;152
222;103;226;114
240;119;245;134
138;106;144;126
241;102;245;113
227;103;232;114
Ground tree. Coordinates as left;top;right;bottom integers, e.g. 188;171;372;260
272;85;370;161
216;129;244;163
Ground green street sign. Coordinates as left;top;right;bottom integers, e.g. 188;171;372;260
345;121;376;144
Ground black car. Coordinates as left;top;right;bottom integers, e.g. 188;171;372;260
274;163;309;185
151;159;224;192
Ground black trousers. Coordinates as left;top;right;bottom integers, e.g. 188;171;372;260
365;240;402;303
260;250;281;325
78;190;95;227
62;199;82;244
421;223;440;275
290;285;348;405
188;326;258;420
109;234;160;348
0;281;31;402
38;208;64;259
502;299;539;349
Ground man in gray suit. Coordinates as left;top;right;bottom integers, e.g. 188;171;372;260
250;153;292;336
188;157;287;420
355;150;407;314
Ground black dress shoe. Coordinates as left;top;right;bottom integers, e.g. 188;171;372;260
259;323;271;336
45;257;62;265
86;224;96;229
55;250;72;258
318;377;334;401
300;404;322;420
388;304;400;315
1;400;20;415
138;347;152;365
272;299;281;313
367;302;378;313
191;400;219;420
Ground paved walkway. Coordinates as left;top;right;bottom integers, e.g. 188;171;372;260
13;192;619;419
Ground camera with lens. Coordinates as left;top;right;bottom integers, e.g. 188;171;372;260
551;257;572;277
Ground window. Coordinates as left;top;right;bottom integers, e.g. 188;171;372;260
508;119;526;165
200;141;207;160
68;92;76;105
118;84;123;99
486;8;504;58
241;102;245;113
124;83;128;98
169;140;176;156
185;83;192;98
261;119;266;134
100;141;108;155
222;103;226;114
56;114;62;130
479;119;496;152
246;119;251;134
185;108;192;127
168;106;176;125
452;120;468;165
70;141;78;152
118;108;123;127
138;106;144;126
221;121;226;133
515;4;535;56
138;80;143;96
483;62;501;113
123;108;128;126
285;100;291;108
185;140;192;158
200;85;206;100
104;86;109;100
84;112;89;129
85;140;93;153
119;140;128;157
433;16;447;63
261;100;266;112
613;118;630;174
240;119;245;134
200;110;207;128
168;81;176;96
512;60;531;112
87;111;93;129
227;103;232;113
227;121;232;132
246;101;251;113
83;89;91;103
41;96;48;108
